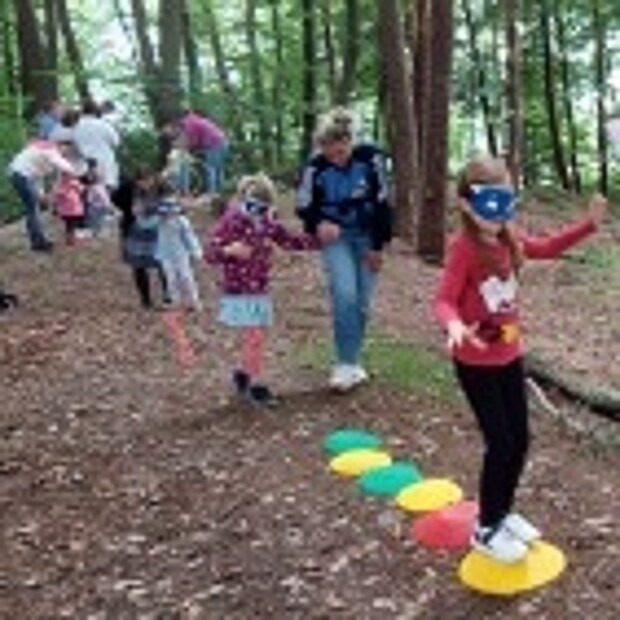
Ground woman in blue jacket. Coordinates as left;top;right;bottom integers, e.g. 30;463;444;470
297;108;393;391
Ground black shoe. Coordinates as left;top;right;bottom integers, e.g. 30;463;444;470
247;384;275;406
232;369;250;395
0;292;18;312
31;240;53;253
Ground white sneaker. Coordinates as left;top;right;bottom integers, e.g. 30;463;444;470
329;364;368;391
472;524;528;564
502;513;542;545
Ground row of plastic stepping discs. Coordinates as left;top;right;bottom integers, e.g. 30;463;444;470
323;428;566;596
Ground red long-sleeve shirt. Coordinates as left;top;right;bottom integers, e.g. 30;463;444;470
433;217;597;366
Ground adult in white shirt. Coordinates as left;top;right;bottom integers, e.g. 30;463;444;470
72;99;120;190
8;139;78;251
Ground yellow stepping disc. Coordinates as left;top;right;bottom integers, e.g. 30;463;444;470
396;478;463;513
329;449;392;477
459;540;567;596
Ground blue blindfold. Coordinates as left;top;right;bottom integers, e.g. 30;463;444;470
468;185;516;222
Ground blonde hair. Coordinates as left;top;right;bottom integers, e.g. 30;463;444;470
314;107;356;147
236;172;277;205
457;155;524;275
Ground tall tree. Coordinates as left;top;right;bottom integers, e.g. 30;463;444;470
540;0;570;189
181;0;203;106
12;0;56;114
56;0;91;102
416;0;454;262
505;0;523;186
245;0;272;165
592;0;609;194
462;0;498;156
377;0;417;241
300;0;317;159
336;0;360;105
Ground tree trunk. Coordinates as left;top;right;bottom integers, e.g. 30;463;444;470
245;0;272;165
12;0;55;115
320;0;337;102
416;0;453;263
270;0;285;166
181;0;203;107
300;0;317;160
504;0;523;186
336;0;359;105
461;0;498;156
540;0;570;190
377;0;417;242
158;0;183;122
202;1;250;166
43;0;58;100
554;0;581;193
592;0;608;195
55;0;91;103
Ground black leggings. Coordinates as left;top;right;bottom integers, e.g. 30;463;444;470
132;265;169;308
455;357;530;528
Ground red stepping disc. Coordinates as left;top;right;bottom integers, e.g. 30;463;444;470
412;501;479;550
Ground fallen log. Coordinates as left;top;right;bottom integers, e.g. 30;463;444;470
525;352;620;421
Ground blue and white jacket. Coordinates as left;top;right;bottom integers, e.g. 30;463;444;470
296;144;393;251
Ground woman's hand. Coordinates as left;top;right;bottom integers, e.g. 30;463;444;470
317;221;341;245
365;251;383;272
223;241;253;260
587;193;608;228
446;319;487;351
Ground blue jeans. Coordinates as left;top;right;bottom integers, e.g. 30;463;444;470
10;172;49;248
201;142;228;194
321;233;378;365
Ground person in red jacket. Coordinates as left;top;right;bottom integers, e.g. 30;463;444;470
433;155;607;564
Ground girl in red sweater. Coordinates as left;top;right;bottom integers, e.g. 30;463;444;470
433;155;607;564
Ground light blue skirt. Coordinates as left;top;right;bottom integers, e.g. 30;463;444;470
218;294;274;327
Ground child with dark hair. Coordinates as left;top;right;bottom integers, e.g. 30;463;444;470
111;167;169;309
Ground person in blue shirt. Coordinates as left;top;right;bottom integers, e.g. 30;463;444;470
296;108;393;391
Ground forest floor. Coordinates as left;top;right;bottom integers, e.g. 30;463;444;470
1;196;619;620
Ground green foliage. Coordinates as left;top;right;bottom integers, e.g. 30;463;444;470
299;334;457;402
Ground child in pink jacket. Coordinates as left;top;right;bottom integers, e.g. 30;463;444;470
206;173;318;405
52;171;85;245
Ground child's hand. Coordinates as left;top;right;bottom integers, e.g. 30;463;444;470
587;193;608;227
446;319;487;351
317;221;341;245
223;241;253;260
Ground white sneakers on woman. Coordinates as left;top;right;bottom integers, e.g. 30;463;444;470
472;513;542;564
329;364;369;391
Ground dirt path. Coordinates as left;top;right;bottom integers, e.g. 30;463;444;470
1;210;619;619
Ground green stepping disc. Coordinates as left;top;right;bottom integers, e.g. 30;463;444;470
358;462;423;497
323;429;382;456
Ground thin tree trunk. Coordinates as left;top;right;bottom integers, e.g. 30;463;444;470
416;0;453;263
462;0;498;156
336;0;359;105
270;0;285;166
55;0;91;103
505;0;523;186
181;0;202;106
12;0;55;114
320;1;337;102
377;0;418;242
553;0;581;193
43;0;58;100
592;0;608;195
540;0;570;189
245;0;271;165
158;0;183;122
300;0;317;160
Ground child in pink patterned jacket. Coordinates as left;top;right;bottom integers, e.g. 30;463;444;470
206;173;318;405
51;171;85;245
